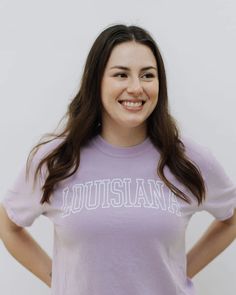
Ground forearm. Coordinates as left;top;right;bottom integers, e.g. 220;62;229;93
1;228;52;287
186;219;236;278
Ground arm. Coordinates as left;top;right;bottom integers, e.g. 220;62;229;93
186;208;236;278
0;204;52;288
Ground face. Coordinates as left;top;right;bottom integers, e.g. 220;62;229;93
100;41;159;135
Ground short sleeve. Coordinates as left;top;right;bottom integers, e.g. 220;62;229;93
198;147;236;221
1;147;49;227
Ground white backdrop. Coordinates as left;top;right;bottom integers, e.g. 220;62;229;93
0;0;235;294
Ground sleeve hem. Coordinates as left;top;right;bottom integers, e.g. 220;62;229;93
214;208;235;221
1;199;30;227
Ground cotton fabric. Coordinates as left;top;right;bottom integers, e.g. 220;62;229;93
2;134;236;295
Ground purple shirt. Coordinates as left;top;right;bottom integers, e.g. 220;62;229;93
2;134;236;295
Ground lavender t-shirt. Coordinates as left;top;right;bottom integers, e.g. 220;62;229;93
2;134;236;295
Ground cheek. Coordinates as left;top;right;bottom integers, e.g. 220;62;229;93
102;78;125;97
146;83;159;100
101;83;120;109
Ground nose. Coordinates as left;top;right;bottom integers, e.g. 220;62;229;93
126;77;143;96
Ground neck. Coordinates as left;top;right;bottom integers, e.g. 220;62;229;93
100;126;147;147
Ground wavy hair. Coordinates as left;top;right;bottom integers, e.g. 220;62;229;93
26;23;206;206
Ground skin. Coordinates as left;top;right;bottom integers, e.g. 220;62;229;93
187;209;236;278
100;41;159;147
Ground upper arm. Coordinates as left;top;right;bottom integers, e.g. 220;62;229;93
0;203;23;235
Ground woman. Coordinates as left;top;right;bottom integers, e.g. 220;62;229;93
1;24;236;295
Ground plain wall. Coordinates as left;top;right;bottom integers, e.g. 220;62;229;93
0;0;235;294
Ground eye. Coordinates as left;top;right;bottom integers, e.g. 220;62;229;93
114;72;127;78
142;73;155;79
113;72;155;79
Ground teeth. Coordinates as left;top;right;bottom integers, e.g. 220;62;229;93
122;101;142;107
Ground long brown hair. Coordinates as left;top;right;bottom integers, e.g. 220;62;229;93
26;23;206;206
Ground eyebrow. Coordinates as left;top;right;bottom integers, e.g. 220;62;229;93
109;66;157;71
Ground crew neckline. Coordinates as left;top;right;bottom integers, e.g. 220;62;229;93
91;134;153;158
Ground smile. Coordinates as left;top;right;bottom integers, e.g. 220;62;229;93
118;100;146;111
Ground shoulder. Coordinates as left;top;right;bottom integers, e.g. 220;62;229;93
179;135;214;172
30;137;65;164
180;135;210;153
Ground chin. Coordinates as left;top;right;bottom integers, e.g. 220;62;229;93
119;120;146;129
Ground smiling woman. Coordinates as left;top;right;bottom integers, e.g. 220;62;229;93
1;23;236;295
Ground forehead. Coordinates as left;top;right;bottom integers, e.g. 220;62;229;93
106;41;157;68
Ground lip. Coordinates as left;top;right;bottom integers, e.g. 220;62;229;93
118;98;146;102
118;99;146;105
118;100;145;112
